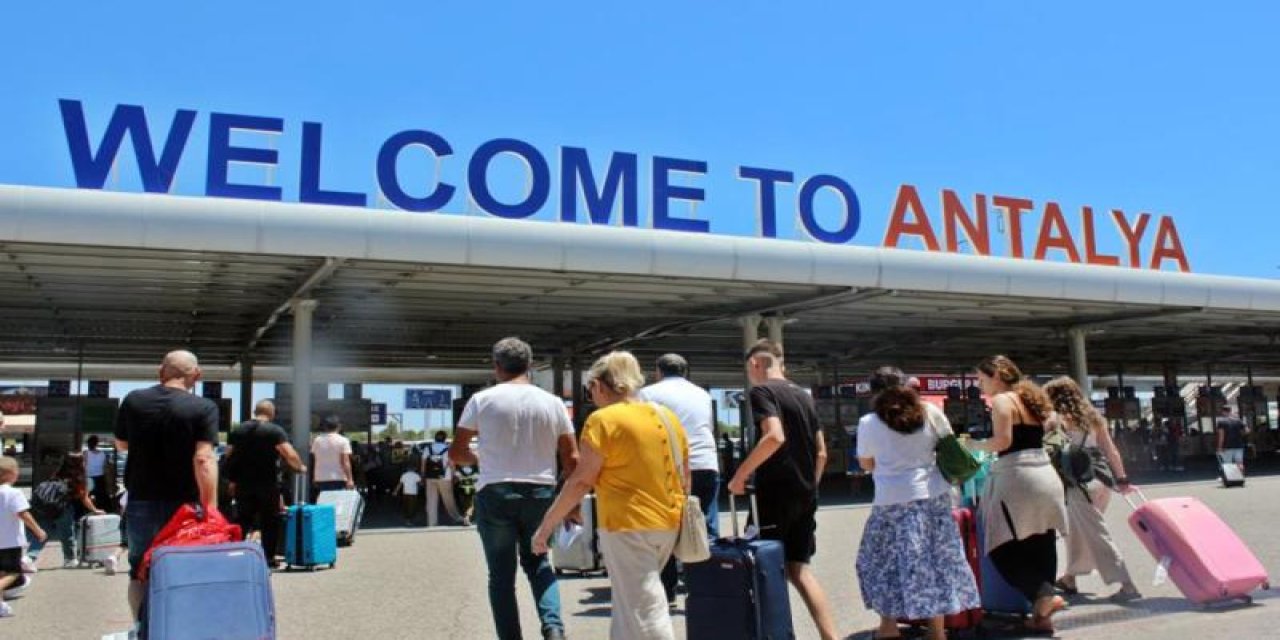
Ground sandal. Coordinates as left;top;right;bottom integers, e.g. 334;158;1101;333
1109;588;1143;604
1054;578;1078;595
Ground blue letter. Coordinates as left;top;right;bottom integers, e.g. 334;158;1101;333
376;130;456;212
560;147;639;226
205;112;283;200
738;166;794;238
468;138;550;219
652;156;709;233
59;99;196;193
300;122;366;207
798;174;860;243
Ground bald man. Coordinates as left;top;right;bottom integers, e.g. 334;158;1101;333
225;400;305;567
114;350;220;623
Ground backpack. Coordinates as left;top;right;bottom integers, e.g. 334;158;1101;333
31;479;70;517
423;443;448;479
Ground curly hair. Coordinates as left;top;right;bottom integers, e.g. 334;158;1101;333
976;355;1053;424
1043;376;1105;435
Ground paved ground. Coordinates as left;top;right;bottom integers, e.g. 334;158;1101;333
5;469;1279;639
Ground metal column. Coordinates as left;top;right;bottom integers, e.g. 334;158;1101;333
1067;327;1091;396
290;299;317;463
239;353;254;422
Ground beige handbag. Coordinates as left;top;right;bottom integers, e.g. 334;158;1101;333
652;403;711;563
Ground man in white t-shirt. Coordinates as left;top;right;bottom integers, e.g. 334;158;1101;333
637;353;719;607
83;435;110;511
449;337;578;640
310;415;354;499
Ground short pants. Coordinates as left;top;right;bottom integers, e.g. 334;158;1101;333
755;492;818;564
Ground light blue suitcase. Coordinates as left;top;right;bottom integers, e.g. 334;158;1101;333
284;503;338;570
147;542;275;639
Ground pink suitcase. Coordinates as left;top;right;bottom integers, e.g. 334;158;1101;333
1126;490;1270;605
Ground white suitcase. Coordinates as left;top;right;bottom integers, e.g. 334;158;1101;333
551;494;603;574
80;514;122;565
316;489;365;546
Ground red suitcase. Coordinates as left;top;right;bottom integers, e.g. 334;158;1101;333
1126;489;1269;605
899;507;984;630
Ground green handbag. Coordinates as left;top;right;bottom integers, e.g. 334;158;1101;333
933;420;982;484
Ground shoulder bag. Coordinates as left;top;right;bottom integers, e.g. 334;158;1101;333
651;403;711;563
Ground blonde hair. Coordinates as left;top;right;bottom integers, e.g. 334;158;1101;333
0;456;17;480
1043;376;1105;434
587;351;646;396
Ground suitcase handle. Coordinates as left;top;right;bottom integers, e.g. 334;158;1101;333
726;488;760;540
1120;486;1148;511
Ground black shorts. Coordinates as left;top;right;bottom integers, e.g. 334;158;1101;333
0;547;22;574
755;492;817;564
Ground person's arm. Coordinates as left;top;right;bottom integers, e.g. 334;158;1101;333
557;433;579;479
80;488;103;514
18;511;46;542
728;416;785;495
194;441;218;508
966;394;1015;453
531;441;605;555
275;442;306;474
1093;418;1132;493
813;429;828;487
449;428;478;466
341;451;354;489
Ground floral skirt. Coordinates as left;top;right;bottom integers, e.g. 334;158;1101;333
856;492;981;619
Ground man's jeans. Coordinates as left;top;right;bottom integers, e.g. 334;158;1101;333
27;509;76;562
475;482;562;640
661;470;720;601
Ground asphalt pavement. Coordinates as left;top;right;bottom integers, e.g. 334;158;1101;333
5;468;1279;639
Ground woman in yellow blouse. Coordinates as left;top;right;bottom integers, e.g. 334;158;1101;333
533;350;690;640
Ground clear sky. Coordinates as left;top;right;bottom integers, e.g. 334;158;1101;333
2;3;1278;278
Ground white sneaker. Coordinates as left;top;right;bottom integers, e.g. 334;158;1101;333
2;575;30;599
19;556;36;574
0;601;13;617
63;559;78;569
104;557;118;576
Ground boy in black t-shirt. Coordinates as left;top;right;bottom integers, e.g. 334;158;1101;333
727;339;839;640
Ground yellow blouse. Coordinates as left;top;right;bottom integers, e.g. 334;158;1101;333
581;401;689;532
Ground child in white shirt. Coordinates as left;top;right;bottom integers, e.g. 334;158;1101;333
393;469;422;526
0;456;47;618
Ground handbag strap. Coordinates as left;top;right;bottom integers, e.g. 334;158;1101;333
650;402;689;496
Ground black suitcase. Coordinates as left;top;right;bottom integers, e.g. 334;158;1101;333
685;493;794;640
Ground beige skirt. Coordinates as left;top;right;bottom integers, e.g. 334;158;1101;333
980;448;1069;553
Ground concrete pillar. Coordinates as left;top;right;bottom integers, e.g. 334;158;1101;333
239;353;254;422
739;314;761;350
765;315;785;349
290;299;317;469
1067;327;1090;396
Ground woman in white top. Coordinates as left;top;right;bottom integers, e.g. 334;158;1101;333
855;367;979;640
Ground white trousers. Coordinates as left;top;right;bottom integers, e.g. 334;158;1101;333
597;529;678;640
424;478;461;526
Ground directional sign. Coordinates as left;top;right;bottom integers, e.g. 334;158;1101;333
371;402;388;425
405;388;453;410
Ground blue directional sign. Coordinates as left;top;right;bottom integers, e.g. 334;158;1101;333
405;388;453;410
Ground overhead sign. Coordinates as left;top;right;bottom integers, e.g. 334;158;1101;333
54;99;1191;272
405;388;452;410
370;402;387;426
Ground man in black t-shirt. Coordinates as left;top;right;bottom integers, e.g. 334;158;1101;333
727;339;838;640
113;350;220;623
225;400;306;566
1216;405;1250;473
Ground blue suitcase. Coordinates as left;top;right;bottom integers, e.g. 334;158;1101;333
975;512;1032;617
147;542;276;640
284;504;337;571
686;494;794;640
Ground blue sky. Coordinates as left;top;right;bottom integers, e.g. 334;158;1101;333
3;3;1278;276
2;4;1279;424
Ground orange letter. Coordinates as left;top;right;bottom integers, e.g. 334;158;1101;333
884;184;940;251
1111;209;1151;268
1080;206;1120;266
992;195;1033;258
942;190;990;255
1149;215;1191;272
1033;202;1082;262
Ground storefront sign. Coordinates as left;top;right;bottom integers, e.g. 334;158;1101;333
56;99;1191;272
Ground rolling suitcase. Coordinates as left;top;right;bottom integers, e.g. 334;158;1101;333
317;489;365;546
80;513;123;566
284;476;337;571
899;508;983;631
551;493;603;574
975;511;1032;617
147;542;276;640
1217;455;1245;488
685;493;794;640
1125;489;1269;605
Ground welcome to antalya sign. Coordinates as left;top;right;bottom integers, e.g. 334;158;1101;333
56;99;1190;272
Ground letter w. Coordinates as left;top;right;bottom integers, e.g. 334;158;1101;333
59;99;196;192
